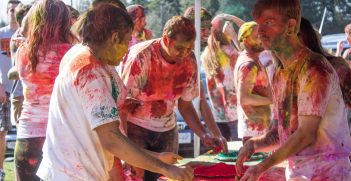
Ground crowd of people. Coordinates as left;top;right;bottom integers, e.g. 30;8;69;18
0;0;350;180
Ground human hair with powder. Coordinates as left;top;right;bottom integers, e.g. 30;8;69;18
26;0;74;72
162;16;196;41
252;0;301;33
81;3;133;45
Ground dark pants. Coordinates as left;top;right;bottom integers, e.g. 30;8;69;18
14;137;45;181
216;121;240;141
127;122;178;181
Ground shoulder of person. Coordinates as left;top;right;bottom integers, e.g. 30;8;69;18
237;53;257;67
127;39;158;60
302;52;335;78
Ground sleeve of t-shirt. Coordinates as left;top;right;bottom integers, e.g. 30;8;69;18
237;61;258;89
76;67;120;129
297;63;331;117
121;51;148;98
180;57;199;101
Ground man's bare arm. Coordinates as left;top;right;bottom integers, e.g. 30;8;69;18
178;99;207;137
238;67;272;106
256;115;321;171
198;82;228;152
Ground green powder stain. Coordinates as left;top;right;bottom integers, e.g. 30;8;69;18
111;76;119;101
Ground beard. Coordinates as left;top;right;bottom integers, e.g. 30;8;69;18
251;43;265;53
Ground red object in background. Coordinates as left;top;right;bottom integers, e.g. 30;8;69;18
211;146;223;154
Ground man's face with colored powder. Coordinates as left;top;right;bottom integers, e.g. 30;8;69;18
254;8;289;51
164;34;194;63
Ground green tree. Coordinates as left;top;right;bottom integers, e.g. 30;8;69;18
179;0;220;16
301;0;351;35
146;0;182;37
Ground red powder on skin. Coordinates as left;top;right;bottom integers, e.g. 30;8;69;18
28;158;38;166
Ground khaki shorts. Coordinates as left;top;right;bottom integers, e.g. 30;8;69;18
11;96;23;125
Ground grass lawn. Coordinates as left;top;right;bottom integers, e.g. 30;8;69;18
4;158;15;181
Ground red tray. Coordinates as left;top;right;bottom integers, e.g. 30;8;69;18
158;163;286;181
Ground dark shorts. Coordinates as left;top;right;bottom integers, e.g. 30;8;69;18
126;122;178;181
127;122;178;153
14;137;45;181
216;121;240;141
0;93;12;131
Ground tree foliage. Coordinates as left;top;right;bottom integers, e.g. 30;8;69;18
123;0;351;37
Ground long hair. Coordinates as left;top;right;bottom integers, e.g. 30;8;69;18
202;16;231;77
299;17;333;59
26;0;74;72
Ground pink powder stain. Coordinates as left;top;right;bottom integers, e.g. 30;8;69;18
75;164;83;170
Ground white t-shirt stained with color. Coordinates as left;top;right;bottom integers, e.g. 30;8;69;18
37;45;127;181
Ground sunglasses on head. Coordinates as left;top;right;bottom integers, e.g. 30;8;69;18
9;0;21;4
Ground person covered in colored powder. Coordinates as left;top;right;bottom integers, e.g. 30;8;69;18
127;4;153;47
201;14;242;141
298;16;351;139
236;0;351;180
8;3;31;128
0;0;20;179
14;0;75;180
121;16;221;180
299;17;351;109
183;6;228;149
234;21;272;144
37;4;193;181
336;23;351;61
183;6;212;49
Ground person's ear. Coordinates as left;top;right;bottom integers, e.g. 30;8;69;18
287;19;297;35
163;35;169;45
111;32;120;44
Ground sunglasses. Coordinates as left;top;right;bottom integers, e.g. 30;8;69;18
9;0;21;4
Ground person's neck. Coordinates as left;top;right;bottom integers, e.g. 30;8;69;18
133;28;143;37
160;39;176;64
87;43;111;65
9;19;18;30
246;48;261;61
273;39;306;68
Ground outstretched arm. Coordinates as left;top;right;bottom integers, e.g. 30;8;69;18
215;13;245;27
96;121;193;181
199;82;228;152
237;62;272;106
178;98;220;148
238;115;321;180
